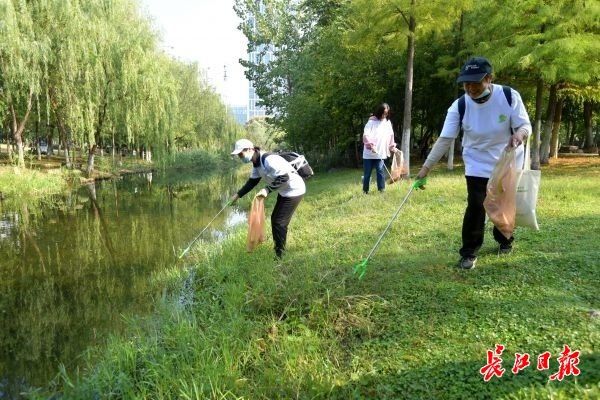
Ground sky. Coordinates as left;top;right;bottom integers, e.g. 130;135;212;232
140;0;249;107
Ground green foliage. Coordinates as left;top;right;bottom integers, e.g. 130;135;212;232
0;0;241;171
161;149;236;176
244;116;285;149
36;159;600;399
235;0;599;166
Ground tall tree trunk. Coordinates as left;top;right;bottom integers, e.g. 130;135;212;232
35;119;42;161
63;136;71;168
111;129;116;162
7;128;13;162
47;126;54;159
9;88;34;168
88;94;109;177
400;6;416;176
583;100;595;150
540;84;557;165
1;121;6;155
568;119;576;145
86;144;97;177
531;79;544;170
550;98;564;159
448;12;464;171
56;116;71;168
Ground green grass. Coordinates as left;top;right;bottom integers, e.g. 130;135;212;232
34;158;600;399
0;166;69;204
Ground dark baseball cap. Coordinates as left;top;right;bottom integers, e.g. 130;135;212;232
457;57;493;83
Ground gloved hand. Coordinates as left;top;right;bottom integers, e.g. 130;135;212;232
509;128;528;148
413;177;428;190
255;188;269;199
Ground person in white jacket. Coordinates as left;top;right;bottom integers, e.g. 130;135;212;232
362;103;398;194
229;139;306;259
415;57;532;270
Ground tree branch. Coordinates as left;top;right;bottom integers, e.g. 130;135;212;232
395;7;410;26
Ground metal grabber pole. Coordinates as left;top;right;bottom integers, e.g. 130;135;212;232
353;178;427;279
178;201;231;259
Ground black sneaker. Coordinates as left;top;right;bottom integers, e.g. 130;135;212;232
498;244;512;255
459;256;477;270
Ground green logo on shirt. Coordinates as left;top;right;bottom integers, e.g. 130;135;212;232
498;114;508;123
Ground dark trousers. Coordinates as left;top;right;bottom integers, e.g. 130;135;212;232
271;194;303;257
363;158;385;193
461;176;513;257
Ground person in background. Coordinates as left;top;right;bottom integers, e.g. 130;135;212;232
415;57;532;270
230;139;306;259
362;103;398;194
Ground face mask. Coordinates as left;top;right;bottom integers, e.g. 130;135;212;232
241;151;253;163
474;87;491;99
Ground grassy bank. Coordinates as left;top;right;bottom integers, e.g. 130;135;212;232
37;158;599;399
0;149;233;204
0;166;69;204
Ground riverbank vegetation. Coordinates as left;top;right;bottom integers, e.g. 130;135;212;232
33;157;599;399
0;0;243;176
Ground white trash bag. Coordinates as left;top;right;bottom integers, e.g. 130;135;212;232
515;135;540;230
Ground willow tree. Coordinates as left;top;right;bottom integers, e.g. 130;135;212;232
69;0;176;175
170;62;204;150
0;0;48;167
124;52;179;162
29;0;92;168
77;0;127;175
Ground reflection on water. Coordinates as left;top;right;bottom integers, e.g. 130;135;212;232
0;171;245;398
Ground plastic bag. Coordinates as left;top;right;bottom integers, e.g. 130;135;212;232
516;136;540;230
484;148;518;239
388;151;407;184
247;196;266;252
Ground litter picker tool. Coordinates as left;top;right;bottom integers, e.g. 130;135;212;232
178;202;231;259
353;178;427;279
383;162;398;184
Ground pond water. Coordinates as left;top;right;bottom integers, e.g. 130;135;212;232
0;171;246;398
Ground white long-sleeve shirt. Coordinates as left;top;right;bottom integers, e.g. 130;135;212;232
363;118;395;160
250;152;306;197
440;84;532;178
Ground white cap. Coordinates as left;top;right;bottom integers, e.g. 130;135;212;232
231;139;254;155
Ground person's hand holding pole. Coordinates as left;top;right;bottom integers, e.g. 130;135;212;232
413;166;430;190
229;193;239;206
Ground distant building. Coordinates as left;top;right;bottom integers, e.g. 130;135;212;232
230;105;248;125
